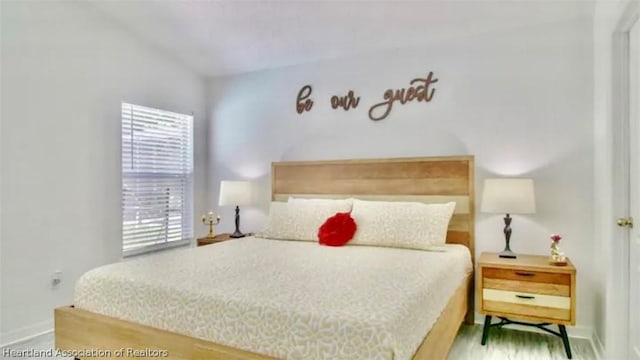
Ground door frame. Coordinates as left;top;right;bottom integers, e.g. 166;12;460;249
610;2;640;359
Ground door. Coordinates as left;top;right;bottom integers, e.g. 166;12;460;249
629;16;640;360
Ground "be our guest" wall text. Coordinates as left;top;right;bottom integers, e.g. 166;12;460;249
295;72;439;121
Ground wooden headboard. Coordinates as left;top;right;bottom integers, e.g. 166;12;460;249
271;156;475;259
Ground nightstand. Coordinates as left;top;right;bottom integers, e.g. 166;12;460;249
478;252;576;359
197;233;232;247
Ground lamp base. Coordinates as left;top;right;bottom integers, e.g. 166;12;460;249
499;213;516;258
230;231;246;238
499;250;517;259
231;205;246;238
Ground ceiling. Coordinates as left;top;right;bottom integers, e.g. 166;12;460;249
89;1;594;78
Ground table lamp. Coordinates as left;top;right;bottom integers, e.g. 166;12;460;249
481;178;536;259
218;180;252;238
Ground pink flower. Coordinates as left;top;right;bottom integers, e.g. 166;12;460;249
550;234;562;242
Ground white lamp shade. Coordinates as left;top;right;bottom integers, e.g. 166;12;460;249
481;178;536;214
218;181;252;206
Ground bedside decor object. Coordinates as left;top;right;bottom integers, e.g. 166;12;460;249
481;178;536;259
201;211;221;238
219;180;252;238
549;234;568;266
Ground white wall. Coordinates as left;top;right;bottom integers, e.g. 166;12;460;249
208;15;596;335
0;2;208;345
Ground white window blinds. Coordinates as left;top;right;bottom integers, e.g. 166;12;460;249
121;102;194;256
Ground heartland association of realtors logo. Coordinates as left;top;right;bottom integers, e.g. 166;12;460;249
295;72;439;121
2;347;169;358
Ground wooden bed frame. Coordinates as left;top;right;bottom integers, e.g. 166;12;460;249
55;155;475;360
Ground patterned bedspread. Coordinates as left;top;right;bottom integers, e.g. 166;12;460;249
75;237;471;360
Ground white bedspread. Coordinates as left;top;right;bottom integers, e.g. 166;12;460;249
75;237;471;360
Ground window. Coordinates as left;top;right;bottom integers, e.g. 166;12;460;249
121;102;193;256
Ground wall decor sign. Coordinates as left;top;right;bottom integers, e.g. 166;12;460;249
296;85;314;114
368;72;439;121
295;72;439;121
331;91;360;111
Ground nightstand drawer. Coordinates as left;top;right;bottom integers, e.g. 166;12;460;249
483;288;571;321
483;300;571;321
483;267;571;286
483;277;570;296
483;289;570;309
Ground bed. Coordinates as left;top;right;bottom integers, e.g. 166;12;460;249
55;156;476;360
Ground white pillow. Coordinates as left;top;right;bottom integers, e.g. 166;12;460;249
257;200;353;241
349;199;456;250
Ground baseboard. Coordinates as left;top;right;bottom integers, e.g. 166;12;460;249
0;320;53;348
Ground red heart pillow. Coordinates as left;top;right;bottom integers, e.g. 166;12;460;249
318;212;357;247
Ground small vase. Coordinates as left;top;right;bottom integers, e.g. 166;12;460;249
549;236;567;266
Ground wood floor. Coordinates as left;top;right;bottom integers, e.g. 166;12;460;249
1;325;597;360
449;325;597;360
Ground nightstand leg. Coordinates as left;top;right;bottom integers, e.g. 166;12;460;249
559;325;572;359
481;315;492;345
